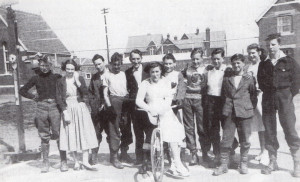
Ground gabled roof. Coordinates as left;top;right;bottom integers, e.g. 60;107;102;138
256;0;300;23
185;31;226;48
0;8;70;55
125;34;163;53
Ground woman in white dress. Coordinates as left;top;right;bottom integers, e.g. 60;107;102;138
247;43;266;161
56;60;98;171
136;62;189;177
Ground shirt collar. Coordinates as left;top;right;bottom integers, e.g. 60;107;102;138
265;50;286;61
132;65;142;72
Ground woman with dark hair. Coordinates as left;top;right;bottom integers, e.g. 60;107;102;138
136;62;189;177
56;59;98;171
247;43;266;162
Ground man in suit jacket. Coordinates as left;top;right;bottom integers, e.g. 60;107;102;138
125;49;156;173
213;54;257;176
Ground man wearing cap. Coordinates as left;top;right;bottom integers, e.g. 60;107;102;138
19;55;68;173
258;33;300;177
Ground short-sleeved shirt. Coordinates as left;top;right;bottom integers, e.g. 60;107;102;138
103;71;128;97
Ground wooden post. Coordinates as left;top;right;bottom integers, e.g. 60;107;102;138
7;6;26;152
102;8;110;63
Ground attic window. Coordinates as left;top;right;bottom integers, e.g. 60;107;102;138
149;47;155;55
277;15;292;34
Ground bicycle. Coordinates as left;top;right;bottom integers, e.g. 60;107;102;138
138;105;178;182
150;114;164;182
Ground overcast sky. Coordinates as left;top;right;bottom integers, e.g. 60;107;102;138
9;0;275;58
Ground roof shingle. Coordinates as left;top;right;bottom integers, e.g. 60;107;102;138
0;8;70;55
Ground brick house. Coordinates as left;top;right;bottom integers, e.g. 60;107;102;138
124;28;227;57
0;7;70;92
256;0;300;64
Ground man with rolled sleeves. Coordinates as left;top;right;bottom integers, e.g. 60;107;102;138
258;33;300;177
19;55;68;173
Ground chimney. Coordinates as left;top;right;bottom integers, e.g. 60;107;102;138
174;36;177;40
167;33;170;39
196;28;199;35
205;27;211;56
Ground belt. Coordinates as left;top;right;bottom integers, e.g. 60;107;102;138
40;99;56;103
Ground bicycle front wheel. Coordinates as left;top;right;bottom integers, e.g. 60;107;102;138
151;128;164;182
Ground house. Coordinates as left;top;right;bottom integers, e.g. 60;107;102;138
256;0;300;64
124;34;163;57
124;28;227;57
0;7;71;92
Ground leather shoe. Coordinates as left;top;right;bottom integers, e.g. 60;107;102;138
60;160;69;172
213;164;228;176
189;153;199;166
111;158;124;169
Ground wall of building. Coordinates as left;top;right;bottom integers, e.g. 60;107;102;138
258;3;300;64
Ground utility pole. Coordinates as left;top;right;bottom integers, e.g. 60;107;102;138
7;6;25;152
102;8;110;63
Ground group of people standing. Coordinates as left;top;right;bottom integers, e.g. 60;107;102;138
19;33;300;178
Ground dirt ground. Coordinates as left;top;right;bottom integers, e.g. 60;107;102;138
0;94;300;182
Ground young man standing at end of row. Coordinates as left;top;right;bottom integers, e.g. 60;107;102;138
258;33;300;177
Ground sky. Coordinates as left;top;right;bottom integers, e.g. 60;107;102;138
3;0;275;58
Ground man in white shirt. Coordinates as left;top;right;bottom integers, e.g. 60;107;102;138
125;49;153;173
103;52;131;169
203;48;239;168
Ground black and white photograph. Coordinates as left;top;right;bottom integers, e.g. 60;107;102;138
0;0;300;181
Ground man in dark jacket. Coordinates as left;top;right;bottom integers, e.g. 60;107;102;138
19;55;68;173
213;54;257;176
125;49;155;174
258;33;300;177
88;54;110;165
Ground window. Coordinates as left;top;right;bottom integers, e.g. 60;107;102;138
3;42;12;74
85;73;91;79
277;15;292;34
149;47;155;55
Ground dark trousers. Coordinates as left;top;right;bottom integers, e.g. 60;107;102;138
183;97;210;154
91;109;110;145
203;95;222;156
262;88;300;156
127;101;156;159
108;96;133;154
220;111;251;157
36;101;61;144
